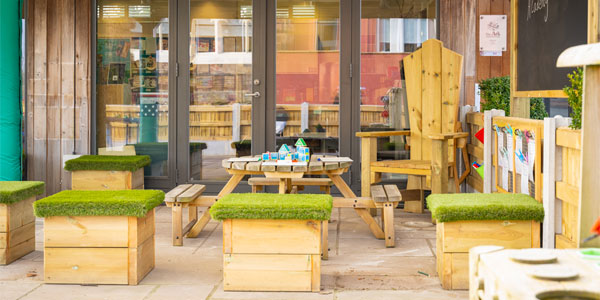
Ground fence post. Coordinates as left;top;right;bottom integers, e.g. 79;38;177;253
483;109;505;193
301;102;309;133
542;116;572;249
232;103;241;142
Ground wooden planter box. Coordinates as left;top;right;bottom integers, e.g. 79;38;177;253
71;168;144;190
436;220;540;290
43;209;155;285
1;196;36;265
222;219;321;292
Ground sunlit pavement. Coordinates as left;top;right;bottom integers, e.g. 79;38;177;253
0;206;467;300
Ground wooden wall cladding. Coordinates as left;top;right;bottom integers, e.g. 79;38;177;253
476;0;512;82
26;0;91;195
440;0;478;107
440;0;511;107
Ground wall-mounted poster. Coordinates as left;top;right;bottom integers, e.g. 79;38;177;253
479;15;507;56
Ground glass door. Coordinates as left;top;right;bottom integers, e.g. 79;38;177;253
177;0;262;193
274;0;340;156
96;0;176;189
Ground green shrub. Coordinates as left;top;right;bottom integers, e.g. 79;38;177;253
563;68;583;130
479;76;548;120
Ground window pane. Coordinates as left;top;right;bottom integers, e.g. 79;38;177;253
360;0;437;161
96;0;170;177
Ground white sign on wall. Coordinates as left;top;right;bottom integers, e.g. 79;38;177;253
480;15;507;56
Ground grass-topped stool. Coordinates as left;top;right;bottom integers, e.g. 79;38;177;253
34;190;164;285
65;155;150;190
210;193;332;292
427;193;544;290
1;181;44;265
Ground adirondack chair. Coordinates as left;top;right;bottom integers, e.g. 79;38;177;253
356;39;470;213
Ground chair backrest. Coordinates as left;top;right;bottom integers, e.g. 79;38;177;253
402;39;463;162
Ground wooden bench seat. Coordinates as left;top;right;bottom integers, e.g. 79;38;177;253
165;184;209;246
370;185;402;248
248;177;333;193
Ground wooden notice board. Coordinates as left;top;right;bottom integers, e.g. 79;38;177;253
511;0;588;98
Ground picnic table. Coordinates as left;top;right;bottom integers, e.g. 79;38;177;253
218;155;385;239
167;155;388;245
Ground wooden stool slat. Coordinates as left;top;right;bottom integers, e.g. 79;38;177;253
370;185;388;203
165;184;192;202
177;184;206;203
383;185;402;202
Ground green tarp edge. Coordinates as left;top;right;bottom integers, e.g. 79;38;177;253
0;0;22;180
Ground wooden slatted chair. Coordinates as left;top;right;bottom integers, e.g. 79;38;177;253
357;39;470;213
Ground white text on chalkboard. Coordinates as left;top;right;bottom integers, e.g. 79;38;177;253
528;0;549;22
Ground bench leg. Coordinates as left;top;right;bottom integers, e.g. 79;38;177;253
172;203;183;246
251;185;258;193
279;179;286;194
188;209;212;238
322;221;329;260
189;205;197;223
383;202;395;247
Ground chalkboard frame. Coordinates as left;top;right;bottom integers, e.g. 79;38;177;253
510;0;589;98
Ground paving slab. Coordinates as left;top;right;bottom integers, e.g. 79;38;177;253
0;203;468;300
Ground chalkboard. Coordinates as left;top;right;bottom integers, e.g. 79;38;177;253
516;0;587;94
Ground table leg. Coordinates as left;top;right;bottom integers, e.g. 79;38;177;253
328;174;385;239
286;178;293;193
188;173;245;238
279;178;286;194
218;174;246;198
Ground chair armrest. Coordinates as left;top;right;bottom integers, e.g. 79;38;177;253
428;132;469;140
356;130;411;138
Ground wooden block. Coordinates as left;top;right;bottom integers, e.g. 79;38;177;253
0;237;35;265
0;198;35;232
43;210;155;285
308;160;323;172
222;159;232;169
228;219;321;255
439;220;536;253
232;161;247;170
44;247;129;285
293;164;308;172
177;184;206;203
165;184;192;203
45;215;130;247
0;222;35;249
0;197;37;265
71;169;144;190
441;252;469;290
370;185;388;203
556;234;577;249
128;235;155;285
223;254;316;292
246;161;262;171
261;163;276;172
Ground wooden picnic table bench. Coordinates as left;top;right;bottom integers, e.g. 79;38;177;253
165;155;404;248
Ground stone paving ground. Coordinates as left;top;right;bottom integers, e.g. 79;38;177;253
0;206;468;300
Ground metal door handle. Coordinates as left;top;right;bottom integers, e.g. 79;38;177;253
244;92;261;98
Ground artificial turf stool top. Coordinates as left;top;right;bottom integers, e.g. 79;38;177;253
0;181;45;205
210;193;333;221
426;193;544;223
33;190;164;218
64;155;151;172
